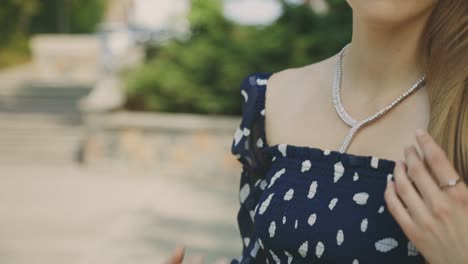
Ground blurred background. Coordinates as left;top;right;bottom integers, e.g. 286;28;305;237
0;0;351;263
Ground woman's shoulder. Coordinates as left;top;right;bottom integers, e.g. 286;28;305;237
267;55;336;97
265;55;336;110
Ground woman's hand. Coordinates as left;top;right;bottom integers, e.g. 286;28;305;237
167;245;187;264
384;128;468;264
167;245;204;264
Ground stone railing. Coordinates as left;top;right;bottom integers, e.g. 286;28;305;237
80;111;243;183
30;34;100;84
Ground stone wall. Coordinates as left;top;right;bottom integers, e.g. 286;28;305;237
30;34;100;84
81;111;243;183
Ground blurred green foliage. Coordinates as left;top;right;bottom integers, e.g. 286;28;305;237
0;0;39;67
125;0;352;115
29;0;107;34
0;0;106;68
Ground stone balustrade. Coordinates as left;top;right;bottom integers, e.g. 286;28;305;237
30;34;101;84
81;110;243;182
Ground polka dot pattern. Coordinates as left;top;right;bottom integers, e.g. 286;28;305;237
230;73;423;264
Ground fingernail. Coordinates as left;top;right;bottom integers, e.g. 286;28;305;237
416;128;425;138
398;159;406;168
395;160;401;167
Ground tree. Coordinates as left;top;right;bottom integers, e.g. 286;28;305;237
125;0;352;115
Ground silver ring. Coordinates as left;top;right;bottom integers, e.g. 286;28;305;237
439;178;461;189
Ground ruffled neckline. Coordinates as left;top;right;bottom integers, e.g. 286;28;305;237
262;144;396;175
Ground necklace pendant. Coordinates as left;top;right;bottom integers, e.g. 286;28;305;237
333;43;426;154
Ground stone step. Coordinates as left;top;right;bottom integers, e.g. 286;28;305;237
0;128;82;137
0;112;84;164
0;144;78;153
0;122;82;133
0;84;91;116
0;152;80;165
0;83;92;98
0;98;82;115
0;139;81;147
0;111;81;127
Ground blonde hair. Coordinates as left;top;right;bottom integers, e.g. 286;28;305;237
422;0;467;181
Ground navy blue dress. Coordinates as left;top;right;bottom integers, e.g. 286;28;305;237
230;72;425;264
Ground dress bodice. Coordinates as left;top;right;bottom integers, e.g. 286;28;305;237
230;72;425;264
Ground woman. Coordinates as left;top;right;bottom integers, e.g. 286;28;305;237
169;0;468;263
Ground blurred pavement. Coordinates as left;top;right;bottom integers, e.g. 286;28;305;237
0;65;241;264
0;165;240;264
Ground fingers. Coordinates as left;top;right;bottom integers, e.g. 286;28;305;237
168;245;185;264
167;246;206;264
187;255;204;264
404;144;442;205
385;179;419;240
393;159;429;222
415;129;459;188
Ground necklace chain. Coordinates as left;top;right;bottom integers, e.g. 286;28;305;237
332;43;426;153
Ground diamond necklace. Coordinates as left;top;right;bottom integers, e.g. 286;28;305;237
332;43;426;153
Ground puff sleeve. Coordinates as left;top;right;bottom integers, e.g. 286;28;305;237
230;73;271;264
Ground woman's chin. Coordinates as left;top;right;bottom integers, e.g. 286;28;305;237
347;0;437;27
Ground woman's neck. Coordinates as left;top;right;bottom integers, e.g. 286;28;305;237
343;12;432;96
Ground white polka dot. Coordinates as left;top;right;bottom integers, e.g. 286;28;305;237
375;238;398;252
378;205;384;214
256;78;268;85
353;259;359;264
259;193;274;215
387;173;394;181
258;238;264;249
294;220;298;229
353;192;369;205
269;250;280;264
336;229;344;246
256;138;264;148
260;109;265;116
371;156;379;168
239;184;250;204
250;241;260;257
234;127;243;146
298;241;308;258
243;237;250;247
282;216;286;224
334;161;345;182
268;168;286;188
307;181;318;199
308;213;317;226
284;251;293;264
408;241;419;256
269;221;276;238
315;241;325;259
353;172;359;181
323;149;331;155
361;218;368;232
259;180;267;190
243;127;250;136
328;197;338;210
284;188;294;201
278;144;287;157
254;179;261;186
241;89;248;102
301;160;311;172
